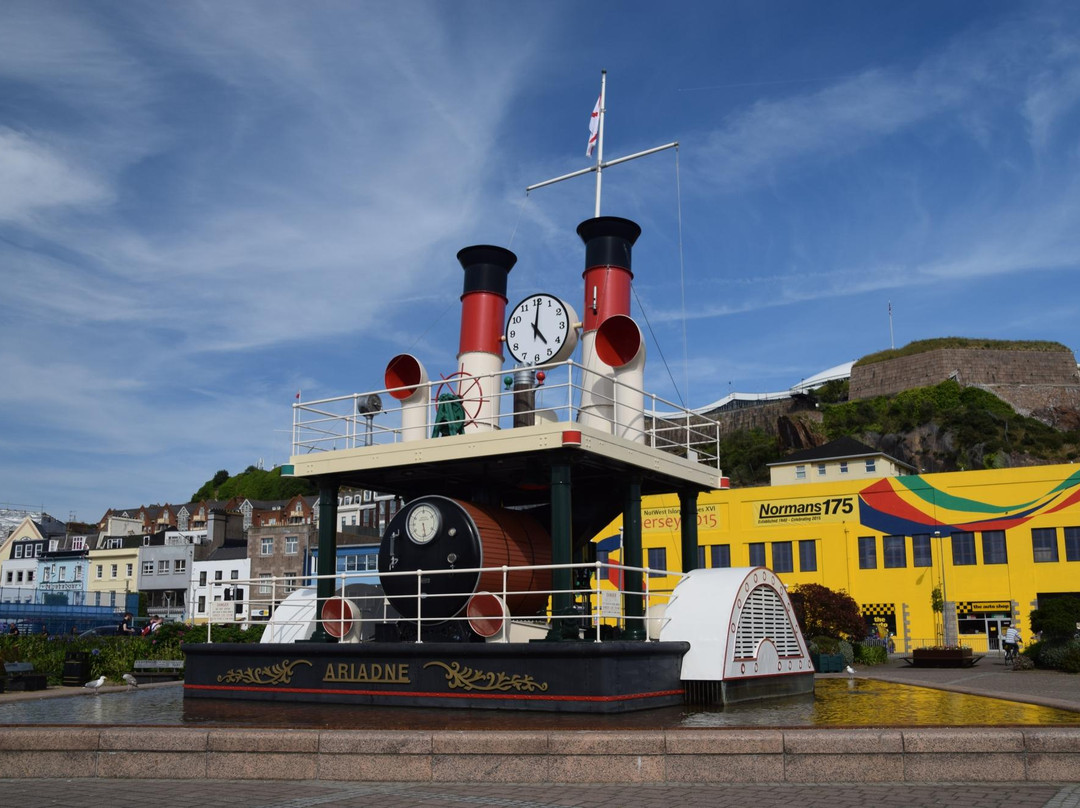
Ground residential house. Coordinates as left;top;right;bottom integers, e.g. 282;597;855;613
767;436;915;486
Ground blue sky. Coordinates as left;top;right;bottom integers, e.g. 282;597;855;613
2;1;1080;522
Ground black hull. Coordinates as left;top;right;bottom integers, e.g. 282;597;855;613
182;640;690;713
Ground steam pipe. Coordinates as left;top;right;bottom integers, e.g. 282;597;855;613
576;217;641;432
457;245;515;432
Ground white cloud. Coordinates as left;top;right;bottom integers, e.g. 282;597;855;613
0;128;111;222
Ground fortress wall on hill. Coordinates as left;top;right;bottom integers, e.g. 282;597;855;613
850;349;1080;401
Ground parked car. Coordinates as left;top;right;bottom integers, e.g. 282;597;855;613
77;625;122;638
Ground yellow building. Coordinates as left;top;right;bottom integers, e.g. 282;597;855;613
86;536;141;610
597;463;1080;653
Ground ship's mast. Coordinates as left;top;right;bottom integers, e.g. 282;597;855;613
526;70;678;215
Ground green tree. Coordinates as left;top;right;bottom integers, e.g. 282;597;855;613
1030;596;1080;641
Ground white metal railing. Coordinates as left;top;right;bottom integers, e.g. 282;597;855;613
204;561;682;644
291;360;723;467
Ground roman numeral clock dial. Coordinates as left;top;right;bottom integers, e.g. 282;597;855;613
505;294;579;366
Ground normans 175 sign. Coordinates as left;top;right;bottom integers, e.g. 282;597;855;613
753;495;856;526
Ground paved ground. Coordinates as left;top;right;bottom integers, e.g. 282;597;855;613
830;654;1080;713
0;779;1077;808
2;657;1077;805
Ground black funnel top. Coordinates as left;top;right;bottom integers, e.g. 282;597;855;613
576;217;642;270
457;245;516;296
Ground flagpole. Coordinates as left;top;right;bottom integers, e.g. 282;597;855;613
594;69;607;217
525;71;677;211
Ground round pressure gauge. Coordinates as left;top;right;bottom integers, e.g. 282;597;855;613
406;502;441;544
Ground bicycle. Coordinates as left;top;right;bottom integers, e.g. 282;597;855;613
1003;643;1021;665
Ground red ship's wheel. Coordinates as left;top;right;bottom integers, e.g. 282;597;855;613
435;370;486;426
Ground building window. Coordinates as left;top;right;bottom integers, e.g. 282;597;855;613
284;573;297;594
748;542;766;567
710;545;731;568
865;459;876;473
798;540;817;572
42;567;50;582
951;532;976;566
912;534;932;567
72;537;86;551
174;559;186;575
1063;527;1080;562
4;571;12;584
76;565;83;580
795;465;806;480
258;573;272;594
285;536;299;555
646;547;667;577
59;567;67;581
839;462;848;474
126;563;133;577
96;564;104;579
197;596;206;614
771;541;793;573
858;536;877;569
158;560;170;575
27;570;34;582
142;560;154;575
231;570;239;580
883;535;906;568
215;570;223;581
817;463;826;476
260;537;273;556
199;571;207;587
982;531;1008;565
110;564;118;579
13;545;22;559
1032;528;1059;563
697;546;706;568
49;540;59;551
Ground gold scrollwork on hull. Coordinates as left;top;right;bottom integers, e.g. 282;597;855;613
424;660;548;692
217;659;312;686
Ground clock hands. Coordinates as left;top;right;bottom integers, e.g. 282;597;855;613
532;306;548;344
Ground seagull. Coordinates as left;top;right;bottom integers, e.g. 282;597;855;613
122;673;138;689
84;675;106;692
845;665;857;679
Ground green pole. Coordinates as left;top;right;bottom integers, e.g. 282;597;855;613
680;489;700;572
308;477;339;643
622;476;645;640
547;461;573;640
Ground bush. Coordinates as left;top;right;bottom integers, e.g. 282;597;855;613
808;635;839;654
1029;639;1080;673
0;620;263;685
854;643;888;665
838;639;854;667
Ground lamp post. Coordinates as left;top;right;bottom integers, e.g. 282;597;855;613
934;530;954;646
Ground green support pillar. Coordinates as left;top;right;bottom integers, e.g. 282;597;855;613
547;461;574;640
680;489;700;573
622;476;645;640
308;476;339;643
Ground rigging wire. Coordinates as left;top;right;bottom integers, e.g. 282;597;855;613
630;145;689;408
675;145;689;407
507;191;530;249
632;283;685;409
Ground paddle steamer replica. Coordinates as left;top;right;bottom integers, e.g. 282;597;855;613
183;75;814;712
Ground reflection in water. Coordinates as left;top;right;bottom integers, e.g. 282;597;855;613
1;680;1078;729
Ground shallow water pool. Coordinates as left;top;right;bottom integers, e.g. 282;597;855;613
2;678;1077;729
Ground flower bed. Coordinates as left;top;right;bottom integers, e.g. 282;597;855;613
911;646;977;668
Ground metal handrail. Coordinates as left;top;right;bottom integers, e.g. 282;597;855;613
204;560;682;644
291;360;723;467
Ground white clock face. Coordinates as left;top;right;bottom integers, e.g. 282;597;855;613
506;294;575;365
406;503;441;544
